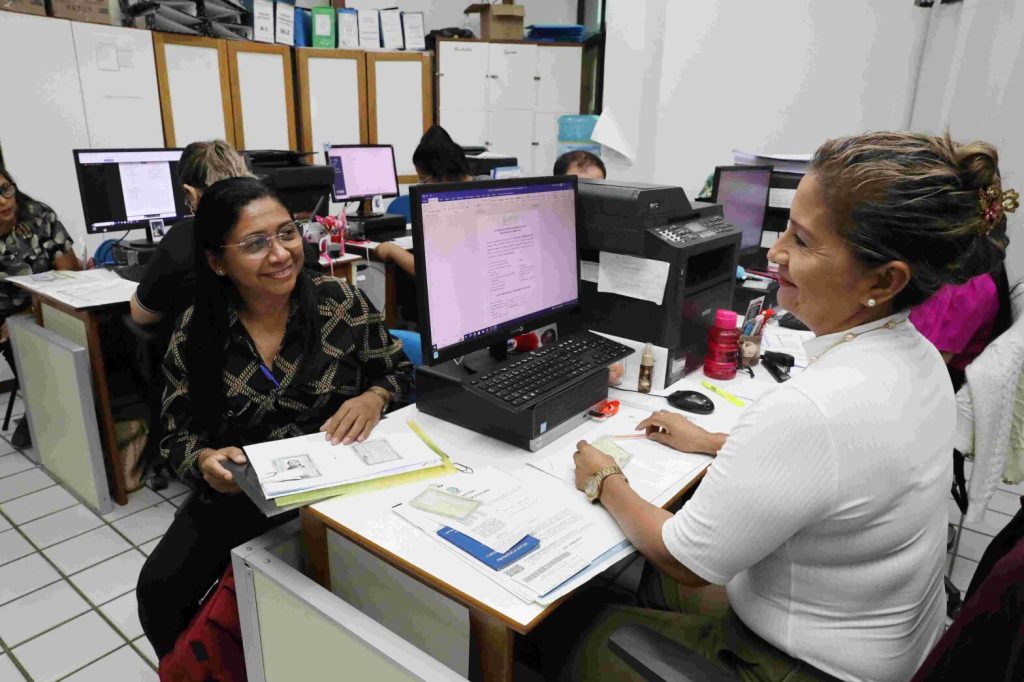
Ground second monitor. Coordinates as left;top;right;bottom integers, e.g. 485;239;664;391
711;165;772;258
325;144;400;205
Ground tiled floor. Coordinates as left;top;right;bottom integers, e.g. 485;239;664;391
0;396;187;681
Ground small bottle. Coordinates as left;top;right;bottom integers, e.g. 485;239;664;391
638;343;655;394
704;309;741;380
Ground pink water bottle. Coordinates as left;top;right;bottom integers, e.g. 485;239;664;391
703;309;740;380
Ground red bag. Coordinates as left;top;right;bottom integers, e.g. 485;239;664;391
158;565;247;682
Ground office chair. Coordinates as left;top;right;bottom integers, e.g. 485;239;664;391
121;315;171;490
388;328;421;404
386;195;412;223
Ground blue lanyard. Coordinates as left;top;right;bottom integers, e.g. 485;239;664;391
259;363;281;389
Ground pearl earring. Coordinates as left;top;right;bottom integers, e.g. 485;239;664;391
866;298;877;308
216;269;225;276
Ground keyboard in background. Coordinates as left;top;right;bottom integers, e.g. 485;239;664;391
107;264;149;283
469;331;633;410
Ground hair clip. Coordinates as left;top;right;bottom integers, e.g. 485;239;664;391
978;185;1020;231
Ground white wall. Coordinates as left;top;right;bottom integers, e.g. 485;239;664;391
602;0;929;199
335;0;577;36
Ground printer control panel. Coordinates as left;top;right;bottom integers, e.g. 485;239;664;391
652;216;732;245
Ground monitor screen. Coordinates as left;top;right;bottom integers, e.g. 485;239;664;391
413;177;580;364
73;149;189;236
325;145;399;202
712;166;772;251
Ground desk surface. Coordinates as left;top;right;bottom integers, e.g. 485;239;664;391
8;270;136;310
308;363;784;633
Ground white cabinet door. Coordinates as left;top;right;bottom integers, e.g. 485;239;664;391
535;45;582;113
440;109;488;147
437;40;489;112
486;43;537;111
533;112;563;177
487;110;536;174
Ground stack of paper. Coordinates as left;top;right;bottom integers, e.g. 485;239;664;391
246;431;442;499
7;270;137;309
732;150;812;175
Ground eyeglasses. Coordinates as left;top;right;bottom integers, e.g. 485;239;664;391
222;221;302;259
0;183;15;200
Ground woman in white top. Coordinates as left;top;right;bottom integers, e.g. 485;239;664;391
559;132;1014;682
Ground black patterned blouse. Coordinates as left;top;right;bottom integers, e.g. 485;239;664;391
0;199;75;318
160;273;413;485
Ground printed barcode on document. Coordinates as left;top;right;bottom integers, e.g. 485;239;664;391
522;552;570;584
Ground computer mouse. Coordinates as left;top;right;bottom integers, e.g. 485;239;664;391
667;390;715;415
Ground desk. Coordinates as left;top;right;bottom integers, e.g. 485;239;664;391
9;271;139;506
318;251;363;285
344;230;414;327
299;365;780;680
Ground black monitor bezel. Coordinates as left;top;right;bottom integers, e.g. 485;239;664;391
72;147;187;237
412;175;582;367
324;144;400;203
710;164;773;255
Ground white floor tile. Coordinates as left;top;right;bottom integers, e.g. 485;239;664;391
63;645;156;681
43;526;132;575
20;505;103;549
13;611;122;682
132;637;158;667
69;550;146;605
0;529;33;566
168;492;188;507
955;528;993;563
961;508;1014;539
0;514;9;532
137;537;162;557
155;479;189;500
0;655;26;681
0;553;60;606
0;453;33;479
100;488;163;523
0;439;15;457
0;486;76;525
987;489;1022;517
0;469;53;503
98;592;144;640
949;557;980;597
111;502;176;545
0;580;90;647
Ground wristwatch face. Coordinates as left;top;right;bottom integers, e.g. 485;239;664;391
585;475;600;502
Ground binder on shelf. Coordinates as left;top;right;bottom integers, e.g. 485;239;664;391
336;7;358;48
379;7;403;50
357;8;381;48
402;11;425;51
311;5;335;48
275;0;294;45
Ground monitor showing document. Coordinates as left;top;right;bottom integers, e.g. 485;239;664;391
412;177;580;364
73;148;189;238
325;144;400;202
711;165;773;252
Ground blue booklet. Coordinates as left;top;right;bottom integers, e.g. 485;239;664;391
437;527;539;571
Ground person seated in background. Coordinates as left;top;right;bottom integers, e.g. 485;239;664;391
136;177;412;660
551;132;1011;681
374;125;472;277
129;140;323;333
553;150;607;180
0;167;81;448
910;264;1013;391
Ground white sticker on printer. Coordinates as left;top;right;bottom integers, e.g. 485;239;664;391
597;252;670;305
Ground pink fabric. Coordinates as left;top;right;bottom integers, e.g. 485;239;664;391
910;274;999;370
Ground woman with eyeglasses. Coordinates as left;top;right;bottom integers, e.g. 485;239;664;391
136;177;413;660
0;168;81;447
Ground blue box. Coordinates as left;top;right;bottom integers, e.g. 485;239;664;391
557;141;602;157
558;114;599;142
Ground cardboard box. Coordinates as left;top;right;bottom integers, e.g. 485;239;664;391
465;2;524;41
46;0;110;24
0;0;46;17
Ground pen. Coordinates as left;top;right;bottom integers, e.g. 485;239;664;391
259;363;281;389
701;381;745;407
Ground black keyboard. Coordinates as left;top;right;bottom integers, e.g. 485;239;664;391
108;264;149;283
469;331;634;410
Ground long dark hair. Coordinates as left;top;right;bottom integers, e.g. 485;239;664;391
187;177;320;438
0;167;40;221
412;125;470;182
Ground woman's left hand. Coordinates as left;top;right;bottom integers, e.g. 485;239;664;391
320;391;386;445
573;440;616;492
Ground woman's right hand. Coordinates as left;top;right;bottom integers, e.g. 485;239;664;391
636;411;726;456
197;447;247;494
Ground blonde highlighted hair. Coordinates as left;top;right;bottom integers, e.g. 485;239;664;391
178;140;252;190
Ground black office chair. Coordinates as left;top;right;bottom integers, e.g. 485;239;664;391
121;315;171;491
608;625;734;682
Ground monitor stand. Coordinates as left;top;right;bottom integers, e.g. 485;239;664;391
349;204;406;241
460;341;509;375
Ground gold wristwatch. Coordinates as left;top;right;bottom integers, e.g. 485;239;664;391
585;466;625;503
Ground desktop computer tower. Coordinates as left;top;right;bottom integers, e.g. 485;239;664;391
577;180;741;384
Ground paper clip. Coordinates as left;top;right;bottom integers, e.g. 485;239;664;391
588;399;620;421
454;462;474;474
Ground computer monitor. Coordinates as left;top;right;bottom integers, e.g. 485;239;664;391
324;144;399;203
72;148;189;243
710;165;773;253
412;176;580;366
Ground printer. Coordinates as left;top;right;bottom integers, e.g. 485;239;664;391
576;179;741;386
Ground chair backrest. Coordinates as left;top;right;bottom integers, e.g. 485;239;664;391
388;329;422;367
386;195;412;223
